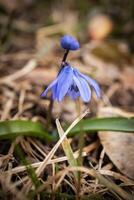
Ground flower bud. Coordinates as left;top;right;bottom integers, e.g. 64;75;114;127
60;35;80;51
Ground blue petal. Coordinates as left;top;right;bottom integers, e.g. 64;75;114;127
67;83;80;100
52;84;58;100
67;90;80;100
78;72;101;98
73;72;91;102
41;78;58;97
52;65;70;100
51;67;68;100
56;66;73;101
60;35;80;51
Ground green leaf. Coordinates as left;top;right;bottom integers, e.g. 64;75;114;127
0;120;53;141
1;117;134;141
15;145;41;189
69;117;134;136
56;119;79;180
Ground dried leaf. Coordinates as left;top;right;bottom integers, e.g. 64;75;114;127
98;107;134;179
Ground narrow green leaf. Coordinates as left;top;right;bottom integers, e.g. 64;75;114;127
69;117;134;136
15;145;41;189
0;120;53;141
56;119;79;180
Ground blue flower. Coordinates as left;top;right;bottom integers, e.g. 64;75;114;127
41;64;101;102
60;35;80;51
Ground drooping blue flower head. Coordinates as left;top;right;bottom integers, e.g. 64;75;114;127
41;64;101;102
60;35;80;51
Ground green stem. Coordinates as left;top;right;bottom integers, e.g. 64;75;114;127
46;98;53;131
76;99;85;200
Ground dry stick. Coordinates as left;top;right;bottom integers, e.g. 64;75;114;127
27;138;47;157
0;59;37;83
23;167;125;200
23;110;89;190
1;97;14;120
0;31;60;84
64;178;77;194
13;89;26;119
93;171;133;200
32;166;133;200
36;110;89;176
64;167;133;200
98;148;105;171
98;106;134;118
6;155;85;177
13;153;88;188
100;170;134;185
56;119;79;180
0;175;28;200
7;142;99;190
94;148;105;193
28;170;68;196
4;141;98;176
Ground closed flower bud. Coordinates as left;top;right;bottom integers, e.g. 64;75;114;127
60;35;80;51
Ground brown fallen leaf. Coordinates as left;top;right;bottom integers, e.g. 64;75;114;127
99;131;134;179
98;106;134;179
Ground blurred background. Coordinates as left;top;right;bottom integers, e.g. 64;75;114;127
0;0;134;121
0;0;134;51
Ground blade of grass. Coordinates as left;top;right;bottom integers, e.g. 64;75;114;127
56;119;79;180
15;145;43;199
35;110;89;177
69;117;134;136
15;145;41;189
0;120;53;141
